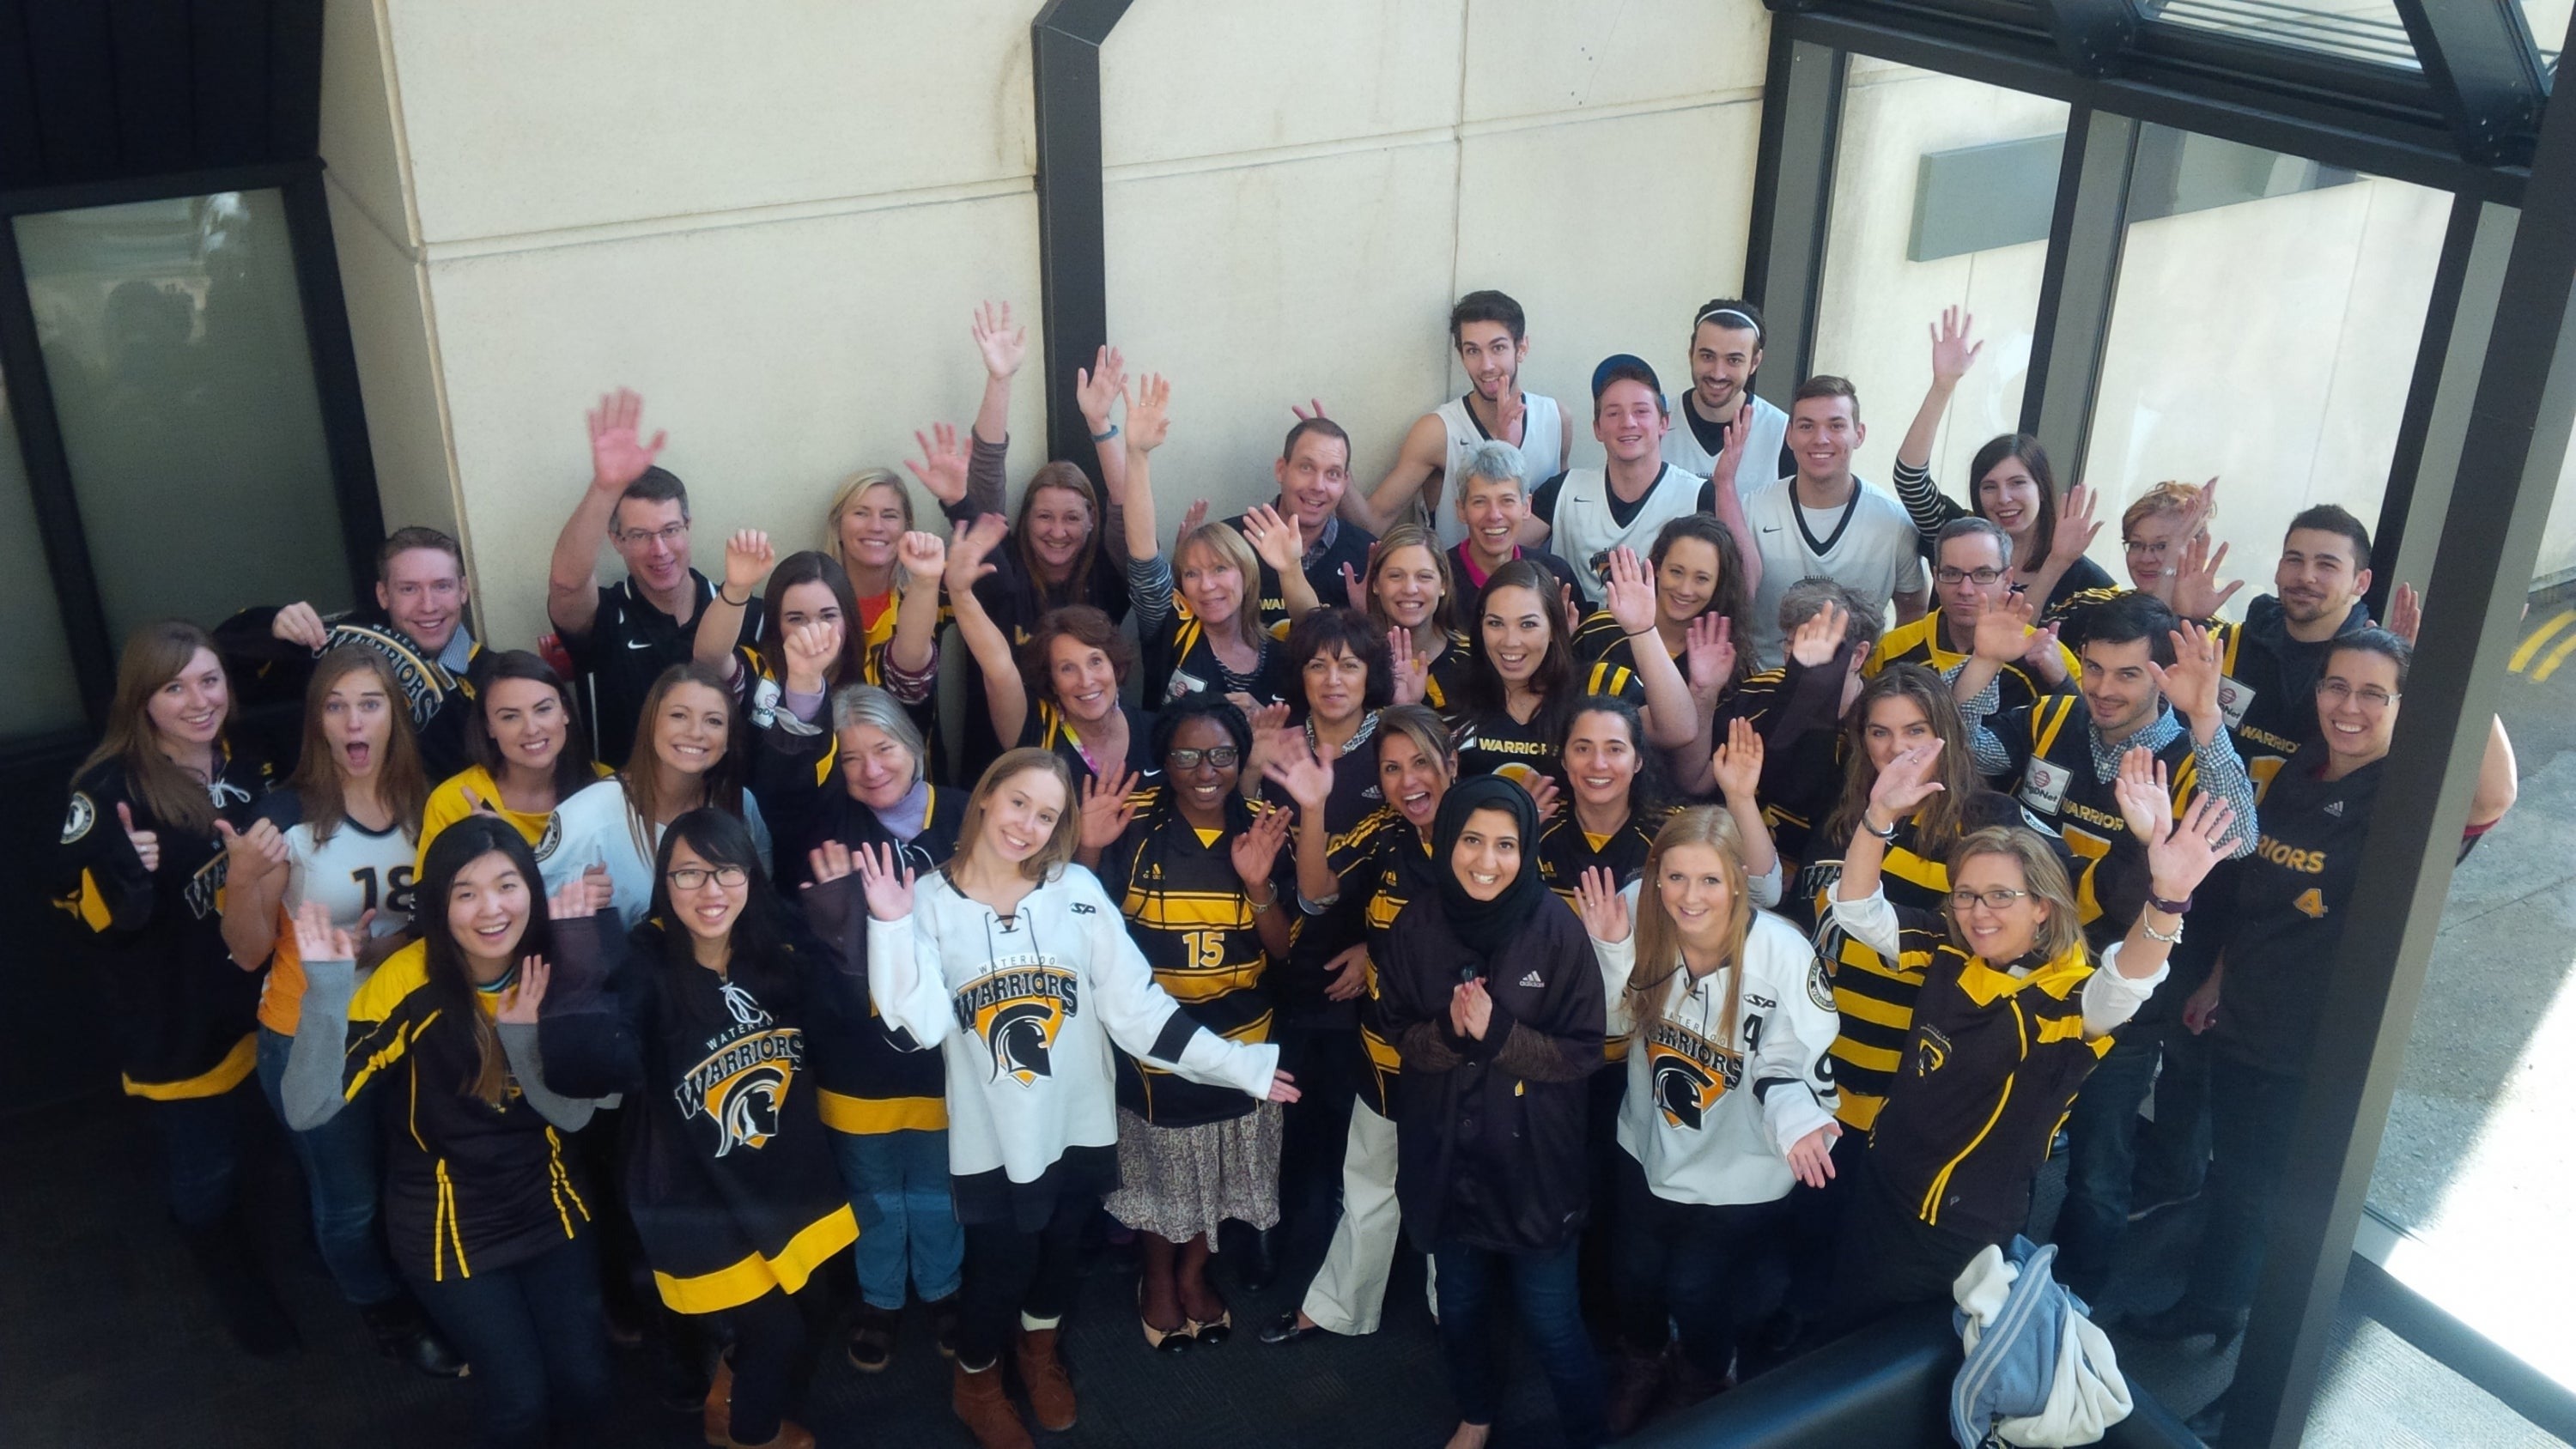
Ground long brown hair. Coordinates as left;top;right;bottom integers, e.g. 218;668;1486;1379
1946;825;2085;966
1648;514;1753;682
416;816;556;1106
286;646;429;846
1822;664;1976;854
1625;807;1756;1043
750;550;869;688
1014;461;1104;606
81;621;233;835
620;663;747;865
465;651;596;798
951;749;1082;884
1362;522;1458;640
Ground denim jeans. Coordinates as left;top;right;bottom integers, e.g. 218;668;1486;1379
2184;1056;2306;1315
1432;1237;1606;1448
410;1234;611;1449
2133;1020;2213;1204
830;1128;964;1312
2052;1022;2164;1297
254;1025;401;1306
145;1081;253;1229
1611;1151;1790;1375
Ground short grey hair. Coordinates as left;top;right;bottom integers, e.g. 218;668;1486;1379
829;682;927;786
1455;440;1528;500
1935;515;2014;570
1777;575;1884;655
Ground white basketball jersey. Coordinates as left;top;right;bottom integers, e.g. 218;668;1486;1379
1432;392;1564;550
1662;392;1789;505
1547;464;1707;605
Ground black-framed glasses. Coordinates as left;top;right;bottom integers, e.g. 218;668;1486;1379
1935;566;2005;586
665;864;748;890
1948;886;2032;911
1168;746;1241;770
2315;679;2399;709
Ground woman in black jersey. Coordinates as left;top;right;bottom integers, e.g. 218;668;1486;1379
1079;695;1296;1350
1822;741;2238;1331
960;458;1131;775
1118;374;1289;706
283;816;611;1448
1451;551;1699;790
1892;431;2111;617
539;809;866;1449
57;621;286;1353
692;542;872;723
1571;514;1753;709
1358;522;1467;710
949;517;1158;789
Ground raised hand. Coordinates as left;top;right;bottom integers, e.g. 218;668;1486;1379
2052;483;2102;565
854;841;917;922
2171;532;2243;621
1602;547;1658;635
1078;766;1139;853
1684;612;1737;699
117;802;160;874
896;530;948;589
1525;773;1563;824
1560;583;1583;638
1788;601;1850;670
1573;865;1631;944
1126;373;1172;455
1495;385;1525;440
587;388;666;492
1713;717;1765;801
1970;591;2038;664
971;300;1027;379
1231;805;1292;891
496;955;550;1024
2386;582;2421;646
290;899;355;964
724;530;775;597
1341;560;1370;613
1868;740;1946;819
1261;736;1334;810
781;618;845;694
1711;409;1748;495
460;785;501;817
2148;623;2225;731
1175;498;1208;558
270;601;330;652
2144;791;2239;901
1787;1122;1842;1189
1929;305;1984;385
1323;943;1371;1002
2020;619;2067;674
2111;745;2170;840
1388;627;1429;706
2176;476;2221;546
1292;398;1329;422
904;422;971;506
1240;504;1306;575
805;839;855;888
1075;344;1127;433
549;867;604;922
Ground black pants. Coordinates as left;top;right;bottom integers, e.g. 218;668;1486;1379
957;1191;1092;1370
1577;1061;1628;1325
719;1287;815;1444
410;1234;611;1449
1273;1020;1358;1237
1821;1157;1991;1338
1611;1150;1790;1375
1779;1120;1871;1323
2184;1055;2306;1316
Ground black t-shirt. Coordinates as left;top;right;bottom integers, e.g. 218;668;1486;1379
560;572;763;769
1528;469;1721;530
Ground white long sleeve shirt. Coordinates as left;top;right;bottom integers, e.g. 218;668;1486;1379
866;865;1279;1187
1591;887;1841;1207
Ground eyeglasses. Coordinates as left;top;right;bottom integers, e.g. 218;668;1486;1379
665;864;749;890
2122;538;2169;558
1935;567;2005;586
1948;887;2033;911
2315;680;2399;709
1168;747;1241;770
617;521;690;549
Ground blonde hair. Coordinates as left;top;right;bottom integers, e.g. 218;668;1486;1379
1945;826;2086;965
823;470;917;585
1176;520;1267;654
952;749;1082;882
2121;481;2208;540
1626;807;1756;1042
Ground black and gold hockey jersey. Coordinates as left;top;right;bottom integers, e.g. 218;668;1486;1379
1537;803;1675;1062
1448;660;1644;788
1320;805;1445;1117
1867;609;2077;719
1802;816;1949;1132
1019;698;1162;791
1716;658;1847;867
1983;694;2203;945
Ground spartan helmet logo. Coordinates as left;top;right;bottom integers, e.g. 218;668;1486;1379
984;1001;1060;1087
1653;1050;1722;1131
713;1065;788;1156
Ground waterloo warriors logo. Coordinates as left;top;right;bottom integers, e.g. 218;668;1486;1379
675;982;805;1156
952;960;1081;1087
1643;1018;1741;1131
183;853;230;920
532;811;563;863
60;792;95;845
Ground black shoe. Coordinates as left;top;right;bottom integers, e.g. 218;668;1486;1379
2128;1301;2246;1348
1240;1227;1281;1294
1257;1311;1327;1346
848;1304;900;1373
360;1297;468;1378
179;1213;301;1359
650;1327;711;1413
927;1293;962;1361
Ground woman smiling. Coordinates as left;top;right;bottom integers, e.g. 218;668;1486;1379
547;662;771;925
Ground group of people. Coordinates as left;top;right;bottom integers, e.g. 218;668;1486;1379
53;288;2518;1449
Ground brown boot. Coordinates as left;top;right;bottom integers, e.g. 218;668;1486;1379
1606;1345;1670;1438
1015;1325;1078;1432
951;1361;1033;1449
701;1353;734;1446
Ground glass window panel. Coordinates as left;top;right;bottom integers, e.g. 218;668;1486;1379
2139;0;2421;71
15;190;351;647
1814;59;2070;498
2080;126;2450;606
0;367;88;743
2524;1;2569;72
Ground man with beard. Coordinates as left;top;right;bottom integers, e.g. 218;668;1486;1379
1523;355;1752;609
1662;298;1794;494
1344;290;1569;551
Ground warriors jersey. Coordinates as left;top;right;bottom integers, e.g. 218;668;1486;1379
1716;659;1848;868
1018;699;1161;791
1448;662;1644;789
1537;804;1675;1062
1316;807;1447;1117
1801;816;1949;1132
1981;694;2207;946
254;791;417;1036
416;761;613;873
1096;791;1284;1126
1867;608;2078;718
1131;554;1292;706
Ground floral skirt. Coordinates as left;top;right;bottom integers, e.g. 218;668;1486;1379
1103;1103;1284;1245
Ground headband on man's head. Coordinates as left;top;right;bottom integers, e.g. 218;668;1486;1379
1694;306;1763;340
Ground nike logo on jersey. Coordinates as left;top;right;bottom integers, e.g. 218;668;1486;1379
625;638;655;649
1519;969;1545;988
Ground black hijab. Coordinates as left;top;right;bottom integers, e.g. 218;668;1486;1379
1431;774;1549;968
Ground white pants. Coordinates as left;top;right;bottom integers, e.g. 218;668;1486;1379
1298;1096;1434;1335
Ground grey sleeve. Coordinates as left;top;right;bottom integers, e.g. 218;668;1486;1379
279;958;358;1131
497;1022;599;1131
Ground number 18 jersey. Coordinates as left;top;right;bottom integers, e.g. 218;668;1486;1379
255;791;416;1036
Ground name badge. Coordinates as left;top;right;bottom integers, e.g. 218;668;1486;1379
2215;675;2255;730
2021;757;2071;815
1166;670;1207;700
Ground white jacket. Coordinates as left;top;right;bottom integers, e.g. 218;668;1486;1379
866;865;1279;1185
1592;887;1841;1207
542;778;772;929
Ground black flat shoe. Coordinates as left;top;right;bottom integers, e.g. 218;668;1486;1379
1240;1227;1281;1293
1257;1311;1326;1346
1139;1283;1194;1354
1187;1306;1232;1346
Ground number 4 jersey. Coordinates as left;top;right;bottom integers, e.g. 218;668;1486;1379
255;791;417;1036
